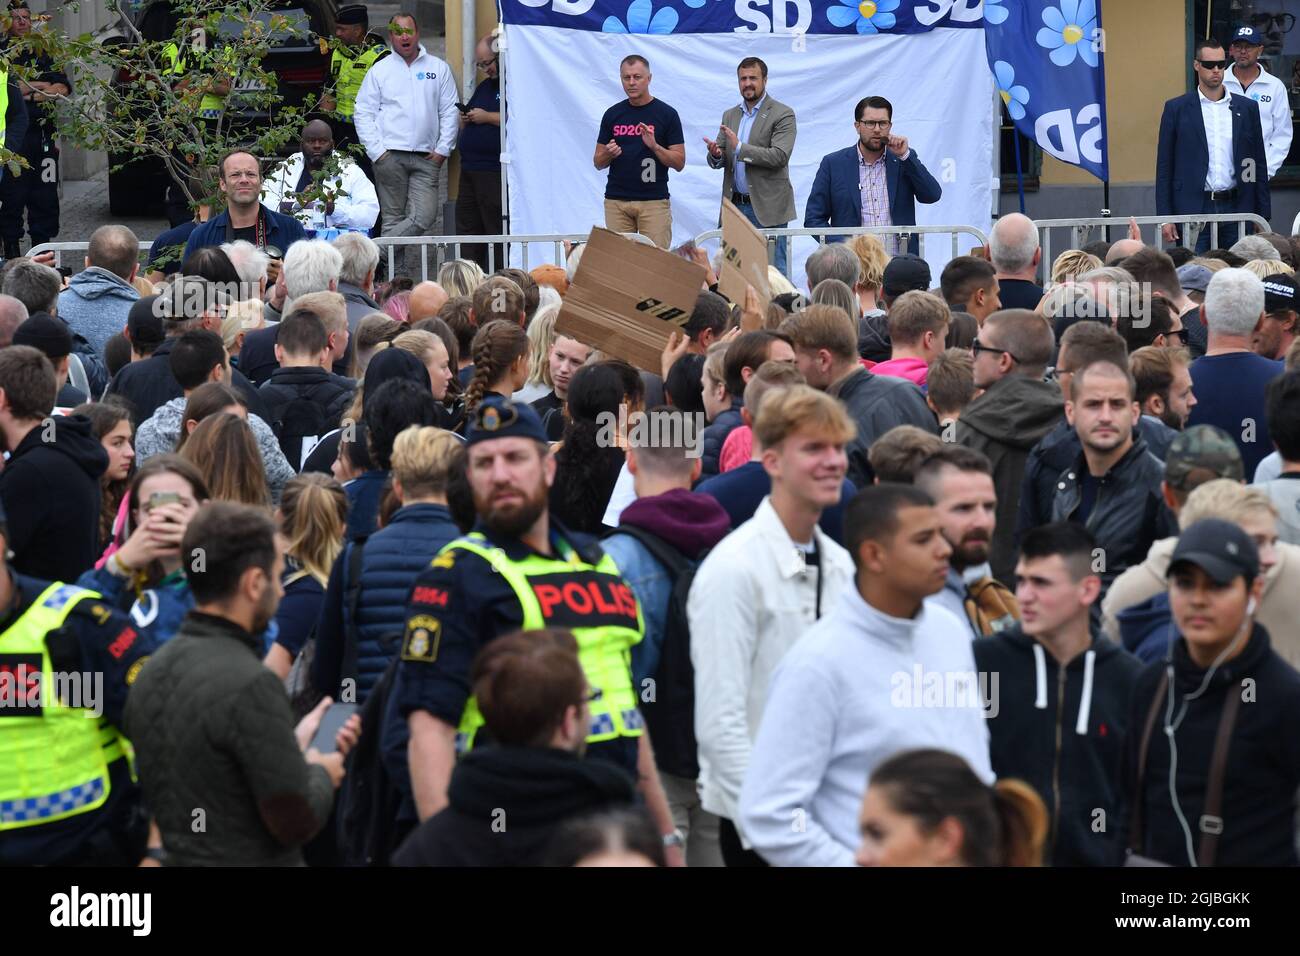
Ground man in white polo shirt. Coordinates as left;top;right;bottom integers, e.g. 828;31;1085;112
354;12;459;275
1224;24;1292;180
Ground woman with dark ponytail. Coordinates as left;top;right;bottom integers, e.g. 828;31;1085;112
550;361;644;534
462;320;530;420
856;749;1047;867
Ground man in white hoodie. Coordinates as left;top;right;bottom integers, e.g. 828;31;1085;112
688;384;856;866
262;120;380;234
739;483;991;867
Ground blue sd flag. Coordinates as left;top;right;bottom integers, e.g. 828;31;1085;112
983;0;1109;181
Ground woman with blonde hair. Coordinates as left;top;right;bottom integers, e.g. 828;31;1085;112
848;233;890;316
265;473;349;679
437;257;486;299
180;412;271;508
222;299;266;368
517;301;560;404
1049;249;1103;288
391;329;456;401
1243;258;1295;279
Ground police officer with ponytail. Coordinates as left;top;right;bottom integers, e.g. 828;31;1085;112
395;397;683;861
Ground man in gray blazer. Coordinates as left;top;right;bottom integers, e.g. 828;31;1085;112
705;58;797;277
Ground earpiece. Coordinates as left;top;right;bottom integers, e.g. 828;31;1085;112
1247;597;1258;618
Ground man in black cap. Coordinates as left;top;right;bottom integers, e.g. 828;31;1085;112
1121;518;1300;866
854;253;932;363
1254;273;1298;361
124;293;165;362
12;311;83;407
393;397;681;860
321;4;387;180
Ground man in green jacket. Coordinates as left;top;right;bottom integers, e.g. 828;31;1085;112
123;502;359;865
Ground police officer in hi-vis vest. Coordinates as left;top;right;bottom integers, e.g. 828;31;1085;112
321;4;388;181
395;398;684;861
160;28;231;227
0;497;157;865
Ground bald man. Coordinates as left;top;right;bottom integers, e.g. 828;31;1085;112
408;281;449;322
989;213;1045;310
456;34;504;271
262;119;380;234
1104;238;1145;263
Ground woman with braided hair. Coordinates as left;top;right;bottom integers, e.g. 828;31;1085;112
462;320;530;422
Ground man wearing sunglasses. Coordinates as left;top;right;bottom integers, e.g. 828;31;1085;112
1254;273;1299;361
1224;25;1292;181
1156;37;1271;253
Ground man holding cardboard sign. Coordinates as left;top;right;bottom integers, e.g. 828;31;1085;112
706;58;797;277
594;55;686;249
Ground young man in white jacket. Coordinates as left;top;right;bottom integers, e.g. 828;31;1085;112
262;120;380;234
688;384;857;866
739;483;992;867
353;13;459;274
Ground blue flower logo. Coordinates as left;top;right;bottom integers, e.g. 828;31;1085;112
983;0;1008;25
993;60;1029;121
827;0;900;35
1036;0;1099;68
602;0;678;33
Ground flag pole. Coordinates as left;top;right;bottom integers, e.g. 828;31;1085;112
1012;127;1026;215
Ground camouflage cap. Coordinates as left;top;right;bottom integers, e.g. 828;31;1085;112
1164;425;1245;491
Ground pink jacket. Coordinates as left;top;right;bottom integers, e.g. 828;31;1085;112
869;356;929;387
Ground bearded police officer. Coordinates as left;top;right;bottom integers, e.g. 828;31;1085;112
395;398;683;861
0;498;157;865
322;4;388;180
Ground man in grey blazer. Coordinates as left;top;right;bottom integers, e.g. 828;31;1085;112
705;58;797;277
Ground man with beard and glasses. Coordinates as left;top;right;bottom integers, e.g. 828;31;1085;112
124;502;360;866
1051;360;1177;597
914;445;1019;638
396;397;683;861
262;120;380;235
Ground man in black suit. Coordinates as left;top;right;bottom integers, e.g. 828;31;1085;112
1156;37;1271;252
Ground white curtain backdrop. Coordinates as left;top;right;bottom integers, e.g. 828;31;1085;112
502;26;995;286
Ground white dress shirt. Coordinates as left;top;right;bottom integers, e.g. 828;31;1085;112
687;496;855;830
353;44;460;162
1199;87;1235;191
261;152;381;232
1224;62;1293;179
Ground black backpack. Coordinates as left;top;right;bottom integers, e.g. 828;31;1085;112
608;525;706;780
271;391;332;471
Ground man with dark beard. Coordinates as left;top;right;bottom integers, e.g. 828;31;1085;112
396;397;683;861
914;445;1019;637
261;120;380;234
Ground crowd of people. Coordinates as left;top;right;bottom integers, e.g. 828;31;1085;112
6;8;1300;869
1;190;1299;870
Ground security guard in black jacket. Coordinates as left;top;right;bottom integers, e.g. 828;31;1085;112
0;502;157;865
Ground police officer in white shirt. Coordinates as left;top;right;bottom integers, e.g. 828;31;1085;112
1224;25;1293;180
262;120;380;234
353;13;460;275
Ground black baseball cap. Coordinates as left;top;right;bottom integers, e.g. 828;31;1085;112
882;254;931;298
465;396;549;447
1263;274;1298;313
1168;518;1260;585
336;3;368;25
127;294;166;348
1231;26;1263;46
13;312;72;359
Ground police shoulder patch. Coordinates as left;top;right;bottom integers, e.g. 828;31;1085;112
431;550;457;570
402;615;442;662
125;657;149;686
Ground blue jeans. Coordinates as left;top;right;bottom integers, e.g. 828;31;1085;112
735;198;788;280
1191;195;1243;253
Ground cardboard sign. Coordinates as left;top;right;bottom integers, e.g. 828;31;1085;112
717;198;771;312
555;228;706;374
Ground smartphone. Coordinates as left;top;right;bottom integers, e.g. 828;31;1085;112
455;102;471;114
147;491;181;511
310;702;358;753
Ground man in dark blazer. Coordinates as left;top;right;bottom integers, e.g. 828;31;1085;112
1156;37;1271;252
705;57;797;276
804;95;941;257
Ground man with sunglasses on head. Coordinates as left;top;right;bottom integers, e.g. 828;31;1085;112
1224;25;1292;182
955;309;1062;585
455;34;503;271
1156;37;1270;253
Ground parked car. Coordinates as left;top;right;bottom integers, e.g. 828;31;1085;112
104;0;336;217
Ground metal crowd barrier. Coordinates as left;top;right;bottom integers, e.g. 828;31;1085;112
1032;214;1273;272
690;224;990;265
373;232;657;280
27;242;91;268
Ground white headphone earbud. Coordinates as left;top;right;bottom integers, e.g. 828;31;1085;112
1247;597;1258;618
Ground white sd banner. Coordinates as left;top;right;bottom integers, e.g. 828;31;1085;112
502;27;994;284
